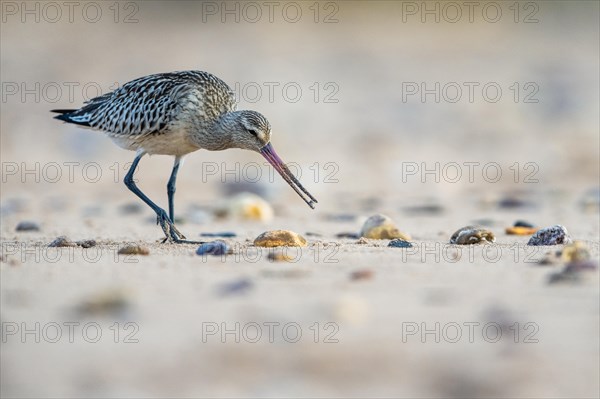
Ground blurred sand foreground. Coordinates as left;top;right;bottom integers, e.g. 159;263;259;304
1;1;599;398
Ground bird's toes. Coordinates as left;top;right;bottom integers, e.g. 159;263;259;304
155;210;190;244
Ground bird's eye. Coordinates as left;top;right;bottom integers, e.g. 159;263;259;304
247;129;259;137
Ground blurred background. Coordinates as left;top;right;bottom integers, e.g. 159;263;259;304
1;1;599;398
2;1;598;207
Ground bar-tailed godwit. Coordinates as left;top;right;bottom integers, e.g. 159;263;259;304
52;71;317;243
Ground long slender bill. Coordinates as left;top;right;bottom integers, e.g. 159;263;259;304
260;142;318;209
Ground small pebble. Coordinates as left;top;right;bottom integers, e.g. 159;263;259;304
388;239;413;248
261;269;308;278
200;232;237;238
77;289;129;316
506;220;537;235
118;245;150;255
548;271;579;284
538;251;560;266
498;197;533;209
564;260;598;273
48;236;77;247
560;241;590;262
76;239;97;248
548;261;598;284
219;278;253;296
305;232;323;237
403;204;444;215
527;225;571;246
15;221;40;232
218;192;274;221
350;269;374;281
254;230;307;247
450;226;495;245
505;226;538;235
336;232;360;239
196;241;229;256
514;220;535;228
482;305;516;333
356;237;369;245
119;202;143;215
360;214;411;240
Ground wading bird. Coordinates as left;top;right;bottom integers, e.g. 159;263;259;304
52;71;317;243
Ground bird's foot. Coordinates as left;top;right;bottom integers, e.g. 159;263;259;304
156;210;204;244
170;238;206;244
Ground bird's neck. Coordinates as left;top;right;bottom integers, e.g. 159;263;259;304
190;113;235;151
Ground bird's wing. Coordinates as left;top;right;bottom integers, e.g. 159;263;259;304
55;71;236;137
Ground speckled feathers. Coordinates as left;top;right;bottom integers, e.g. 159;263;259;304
54;71;237;139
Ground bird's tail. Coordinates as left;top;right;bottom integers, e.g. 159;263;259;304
50;109;76;114
50;109;92;127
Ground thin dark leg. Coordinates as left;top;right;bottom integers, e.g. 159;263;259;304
124;151;201;244
167;156;181;222
124;151;164;216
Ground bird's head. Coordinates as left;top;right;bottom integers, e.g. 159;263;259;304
229;110;271;151
225;110;317;209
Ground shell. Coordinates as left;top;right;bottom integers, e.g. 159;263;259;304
218;192;274;222
560;241;590;262
450;226;495;245
254;230;307;247
505;226;538;235
118;245;150;255
360;214;410;240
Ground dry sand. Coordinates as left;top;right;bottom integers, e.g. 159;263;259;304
1;2;599;397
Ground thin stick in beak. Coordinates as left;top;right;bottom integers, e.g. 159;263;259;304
260;143;318;209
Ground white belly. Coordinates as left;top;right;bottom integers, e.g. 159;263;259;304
109;129;201;156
